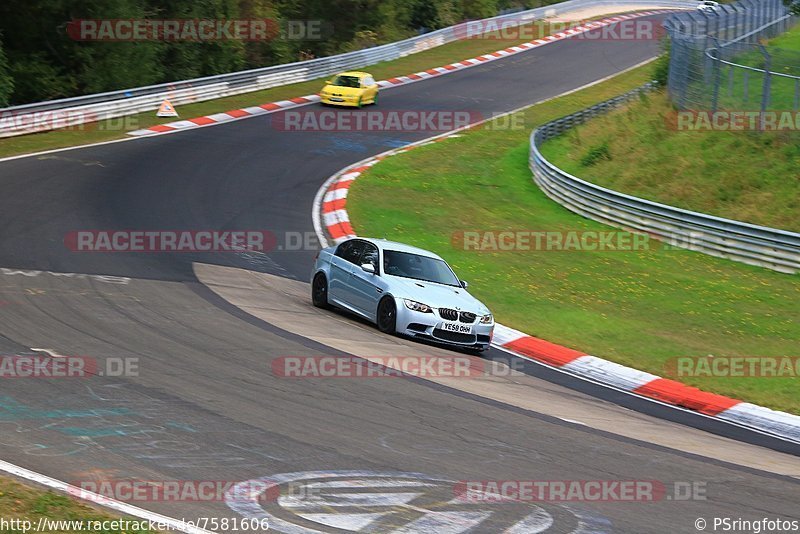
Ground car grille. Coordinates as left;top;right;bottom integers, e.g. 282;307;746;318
460;312;476;324
439;308;459;321
432;329;477;344
439;308;476;323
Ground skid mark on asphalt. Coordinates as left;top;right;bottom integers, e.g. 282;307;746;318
37;154;107;167
0;268;131;285
0;286;141;301
310;134;416;157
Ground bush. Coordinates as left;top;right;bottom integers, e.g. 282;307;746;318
580;141;611;166
653;37;671;87
0;37;11;107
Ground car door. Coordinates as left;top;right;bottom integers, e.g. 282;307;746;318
348;242;384;317
328;240;365;307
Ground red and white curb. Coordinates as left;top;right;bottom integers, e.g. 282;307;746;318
128;11;672;137
312;133;800;446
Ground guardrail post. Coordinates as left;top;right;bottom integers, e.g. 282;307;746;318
728;65;734;97
710;38;721;112
743;70;749;103
795;78;799;112
759;44;772;128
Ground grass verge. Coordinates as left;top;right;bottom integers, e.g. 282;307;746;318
539;90;800;231
346;63;800;414
716;23;800;112
0;13;637;159
0;475;159;533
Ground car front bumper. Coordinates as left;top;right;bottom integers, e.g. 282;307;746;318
320;95;362;107
395;303;494;350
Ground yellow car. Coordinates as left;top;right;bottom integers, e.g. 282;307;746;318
319;71;379;107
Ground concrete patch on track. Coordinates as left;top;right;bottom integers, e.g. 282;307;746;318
194;262;800;477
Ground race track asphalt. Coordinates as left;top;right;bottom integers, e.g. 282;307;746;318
0;14;797;533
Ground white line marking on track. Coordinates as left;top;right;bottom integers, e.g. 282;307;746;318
0;459;216;534
30;348;67;358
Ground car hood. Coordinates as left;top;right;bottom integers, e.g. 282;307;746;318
322;85;363;96
387;277;491;315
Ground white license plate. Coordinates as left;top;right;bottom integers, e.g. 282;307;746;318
330;97;344;102
441;322;471;334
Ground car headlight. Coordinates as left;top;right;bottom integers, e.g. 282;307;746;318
480;314;493;324
404;299;433;313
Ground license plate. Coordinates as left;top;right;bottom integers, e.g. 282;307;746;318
441;322;471;334
330;97;344;102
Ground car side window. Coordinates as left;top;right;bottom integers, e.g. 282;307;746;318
364;76;375;86
360;243;379;273
335;240;366;265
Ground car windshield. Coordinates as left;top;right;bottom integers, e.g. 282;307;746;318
382;250;460;287
330;75;361;88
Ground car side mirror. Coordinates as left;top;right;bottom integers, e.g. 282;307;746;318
361;263;376;274
460;280;469;289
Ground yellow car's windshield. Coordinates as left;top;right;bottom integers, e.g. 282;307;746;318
330;75;361;88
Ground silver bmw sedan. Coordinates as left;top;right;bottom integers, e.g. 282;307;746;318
311;238;494;351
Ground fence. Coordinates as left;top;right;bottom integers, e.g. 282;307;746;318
530;85;800;274
664;0;798;113
0;0;696;138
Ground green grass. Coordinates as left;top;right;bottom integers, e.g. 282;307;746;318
715;23;800;111
541;90;800;232
0;17;623;159
770;20;800;51
0;475;160;533
346;63;800;414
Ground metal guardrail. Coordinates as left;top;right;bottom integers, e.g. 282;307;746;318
529;85;800;274
0;0;696;138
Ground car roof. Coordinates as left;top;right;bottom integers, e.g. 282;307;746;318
337;71;371;77
347;237;444;260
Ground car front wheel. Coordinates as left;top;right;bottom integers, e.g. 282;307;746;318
376;297;396;334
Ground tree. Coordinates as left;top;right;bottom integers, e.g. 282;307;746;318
461;0;498;19
0;36;13;107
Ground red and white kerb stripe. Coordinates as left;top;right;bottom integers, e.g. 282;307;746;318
128;11;670;137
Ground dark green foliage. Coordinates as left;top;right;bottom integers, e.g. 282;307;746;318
653;37;670;87
0;36;14;106
0;0;559;105
580;141;611;166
